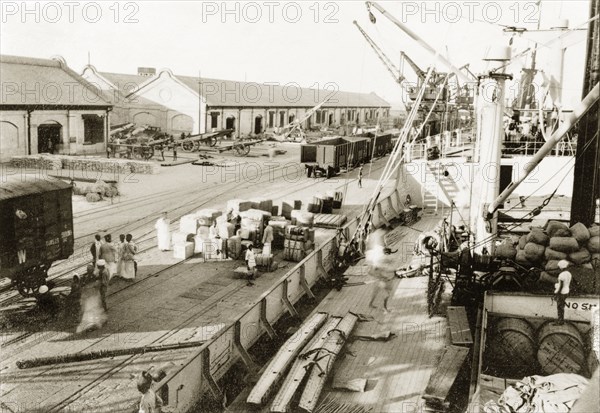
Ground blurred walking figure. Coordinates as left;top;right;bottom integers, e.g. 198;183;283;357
155;212;171;251
99;234;118;280
96;260;110;311
366;228;396;313
76;264;108;333
121;234;137;280
245;248;257;286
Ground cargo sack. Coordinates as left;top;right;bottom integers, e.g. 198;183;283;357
526;228;549;246
570;265;598;294
588;225;599;237
587;236;600;253
544;247;568;261
539;271;557;285
546;221;571;237
544;260;561;275
515;250;533;266
496;240;517;259
549;237;580;253
569;248;591;265
570;223;591;245
518;235;528;250
524;242;545;262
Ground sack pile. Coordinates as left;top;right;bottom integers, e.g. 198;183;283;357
498;221;599;289
11;155;160;174
73;180;119;202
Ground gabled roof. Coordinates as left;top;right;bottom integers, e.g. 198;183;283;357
97;69;390;109
0;55;111;107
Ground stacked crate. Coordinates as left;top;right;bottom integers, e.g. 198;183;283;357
240;209;271;245
283;225;315;262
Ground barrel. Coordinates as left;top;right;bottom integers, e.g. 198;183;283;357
486;318;537;377
537;322;585;375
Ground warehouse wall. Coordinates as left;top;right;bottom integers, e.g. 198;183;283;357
0;111;27;162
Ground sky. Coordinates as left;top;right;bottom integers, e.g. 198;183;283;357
0;0;592;109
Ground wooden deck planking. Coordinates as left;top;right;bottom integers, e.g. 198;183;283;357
307;216;450;413
447;306;473;346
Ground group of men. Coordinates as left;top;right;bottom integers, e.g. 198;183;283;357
87;233;138;311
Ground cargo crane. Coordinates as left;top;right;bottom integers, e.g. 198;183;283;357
271;98;331;142
352;20;403;85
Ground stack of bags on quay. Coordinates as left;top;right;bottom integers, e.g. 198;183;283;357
495;222;600;290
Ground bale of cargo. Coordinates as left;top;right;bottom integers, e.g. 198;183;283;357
524;242;545;262
495;239;517;259
281;202;293;219
85;192;101;202
307;203;321;213
546;221;571;237
253;199;272;213
72;183;89;196
218;222;235;239
515;250;533;266
172;231;194;245
569;248;591;265
544;260;561;275
537;322;585;375
545;247;568;261
518;235;528;250
180;214;200;234
255;254;273;270
271;205;279;216
570;223;591;245
197;226;210;240
589;225;600;237
587;236;600;253
285;225;310;241
241;209;271;221
549;237;580;253
526;228;549;246
227;236;242;259
295;212;314;228
539;271;557;285
193;236;205;254
486;318;537;377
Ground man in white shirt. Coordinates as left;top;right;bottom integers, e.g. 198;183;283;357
554;260;572;324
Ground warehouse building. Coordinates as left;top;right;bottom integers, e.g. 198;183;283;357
0;55;112;163
81;65;391;138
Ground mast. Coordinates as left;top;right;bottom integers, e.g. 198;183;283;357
571;0;600;226
471;47;512;254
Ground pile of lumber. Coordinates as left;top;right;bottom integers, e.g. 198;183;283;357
495;222;599;291
10;154;160;174
247;312;358;413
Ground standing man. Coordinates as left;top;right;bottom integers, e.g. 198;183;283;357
99;234;118;281
116;234;126;277
262;224;274;253
172;143;178;162
358;165;363;188
96;259;110;311
155;212;171;251
555;260;572;324
90;234;103;267
245;248;257;286
120;234;137;280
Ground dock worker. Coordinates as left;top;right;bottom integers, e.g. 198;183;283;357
99;234;118;281
76;264;108;333
116;234;126;277
90;234;103;267
358;165;363;188
554;260;572;324
366;228;396;313
119;234;137;280
155;212;171;251
245;248;257;286
172;143;178;161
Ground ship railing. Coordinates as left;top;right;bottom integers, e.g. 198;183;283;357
152;187;406;412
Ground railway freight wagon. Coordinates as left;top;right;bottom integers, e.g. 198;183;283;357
358;132;395;157
301;136;371;178
0;178;74;297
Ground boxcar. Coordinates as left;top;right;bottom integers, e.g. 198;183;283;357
301;136;370;178
357;132;395;157
0;177;74;297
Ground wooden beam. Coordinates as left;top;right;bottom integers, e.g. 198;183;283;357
246;312;328;405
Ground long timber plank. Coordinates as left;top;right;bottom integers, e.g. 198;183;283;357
447;306;473;346
422;345;470;406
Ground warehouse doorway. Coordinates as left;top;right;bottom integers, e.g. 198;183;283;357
254;115;263;134
37;121;62;154
226;116;235;131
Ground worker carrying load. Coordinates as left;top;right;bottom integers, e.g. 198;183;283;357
366;228;398;313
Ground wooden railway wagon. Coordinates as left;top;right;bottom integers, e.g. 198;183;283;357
301;136;371;178
357;132;395;157
0;178;74;297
